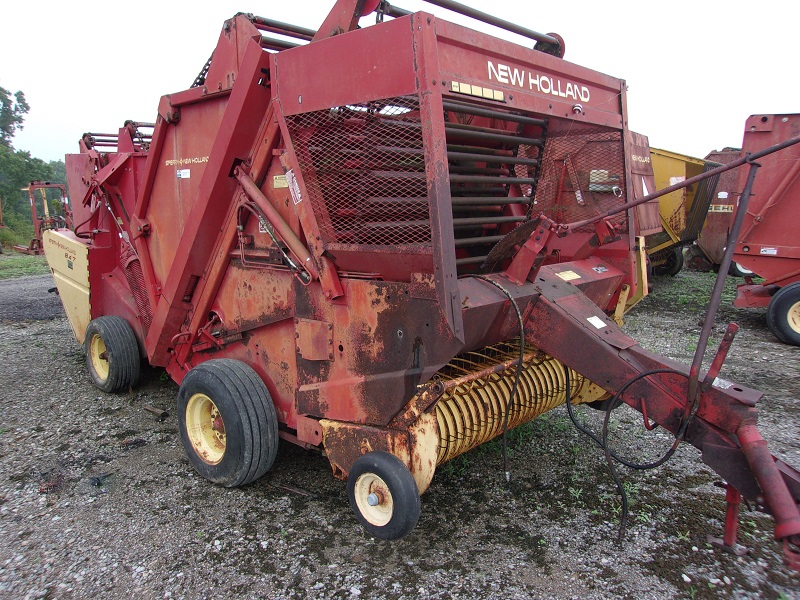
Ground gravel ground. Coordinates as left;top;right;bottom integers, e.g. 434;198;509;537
0;269;798;599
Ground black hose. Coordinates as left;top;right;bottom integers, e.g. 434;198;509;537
564;366;690;541
465;275;524;482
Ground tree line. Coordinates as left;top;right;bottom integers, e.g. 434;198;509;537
0;85;68;250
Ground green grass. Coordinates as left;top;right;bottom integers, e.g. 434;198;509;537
0;252;50;279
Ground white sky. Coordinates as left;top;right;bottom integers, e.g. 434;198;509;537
2;0;798;163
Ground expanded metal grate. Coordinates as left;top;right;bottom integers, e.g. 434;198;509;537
532;126;627;232
285;96;431;248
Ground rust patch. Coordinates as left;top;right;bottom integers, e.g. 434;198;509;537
320;415;439;494
410;272;437;300
408;412;439;494
320;420;411;481
296;318;334;361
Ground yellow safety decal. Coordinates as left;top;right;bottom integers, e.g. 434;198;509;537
556;270;581;281
450;81;504;102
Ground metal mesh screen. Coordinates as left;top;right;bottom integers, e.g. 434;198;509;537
531;125;627;231
285;96;431;248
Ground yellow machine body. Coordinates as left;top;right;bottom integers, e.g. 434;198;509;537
42;229;90;344
648;148;707;255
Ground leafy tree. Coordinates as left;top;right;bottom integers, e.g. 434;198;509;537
0;86;29;148
0;86;67;249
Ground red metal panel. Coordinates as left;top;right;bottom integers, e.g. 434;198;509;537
274;16;418;116
734;114;800;285
434;19;625;128
414;11;464;342
146;41;274;366
144;96;227;285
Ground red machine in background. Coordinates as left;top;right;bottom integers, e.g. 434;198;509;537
686;147;744;274
13;181;73;255
687;115;800;346
731;115;800;345
42;0;799;563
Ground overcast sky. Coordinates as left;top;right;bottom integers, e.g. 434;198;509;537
3;1;798;163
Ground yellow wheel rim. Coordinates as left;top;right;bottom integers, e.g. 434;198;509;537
89;333;109;382
185;393;226;465
789;300;800;335
353;472;393;527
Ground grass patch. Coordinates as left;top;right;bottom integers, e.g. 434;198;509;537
0;253;50;280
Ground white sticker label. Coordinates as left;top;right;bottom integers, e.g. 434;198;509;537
286;170;302;205
592;266;608;273
177;169;191;179
669;176;685;186
718;191;729;199
760;247;778;255
713;377;733;390
587;316;606;329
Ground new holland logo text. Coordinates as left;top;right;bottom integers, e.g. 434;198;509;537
488;61;590;103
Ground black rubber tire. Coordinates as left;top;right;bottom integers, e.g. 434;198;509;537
347;451;421;540
728;261;754;278
84;316;140;392
177;359;278;487
653;248;684;277
766;283;800;346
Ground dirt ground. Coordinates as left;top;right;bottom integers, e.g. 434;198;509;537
0;268;798;599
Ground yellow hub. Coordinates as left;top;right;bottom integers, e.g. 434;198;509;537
185;393;226;465
89;333;109;382
353;473;393;526
789;300;800;334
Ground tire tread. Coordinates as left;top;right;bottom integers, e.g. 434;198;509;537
177;359;278;487
84;316;140;392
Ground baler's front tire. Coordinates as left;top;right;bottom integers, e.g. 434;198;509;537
766;283;800;346
347;451;421;540
84;316;140;392
177;359;278;487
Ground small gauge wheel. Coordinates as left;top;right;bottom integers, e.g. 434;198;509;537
347;451;421;540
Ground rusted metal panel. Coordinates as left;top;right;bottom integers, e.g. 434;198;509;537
320;412;439;494
296;318;334;361
626;131;661;237
293;278;462;426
